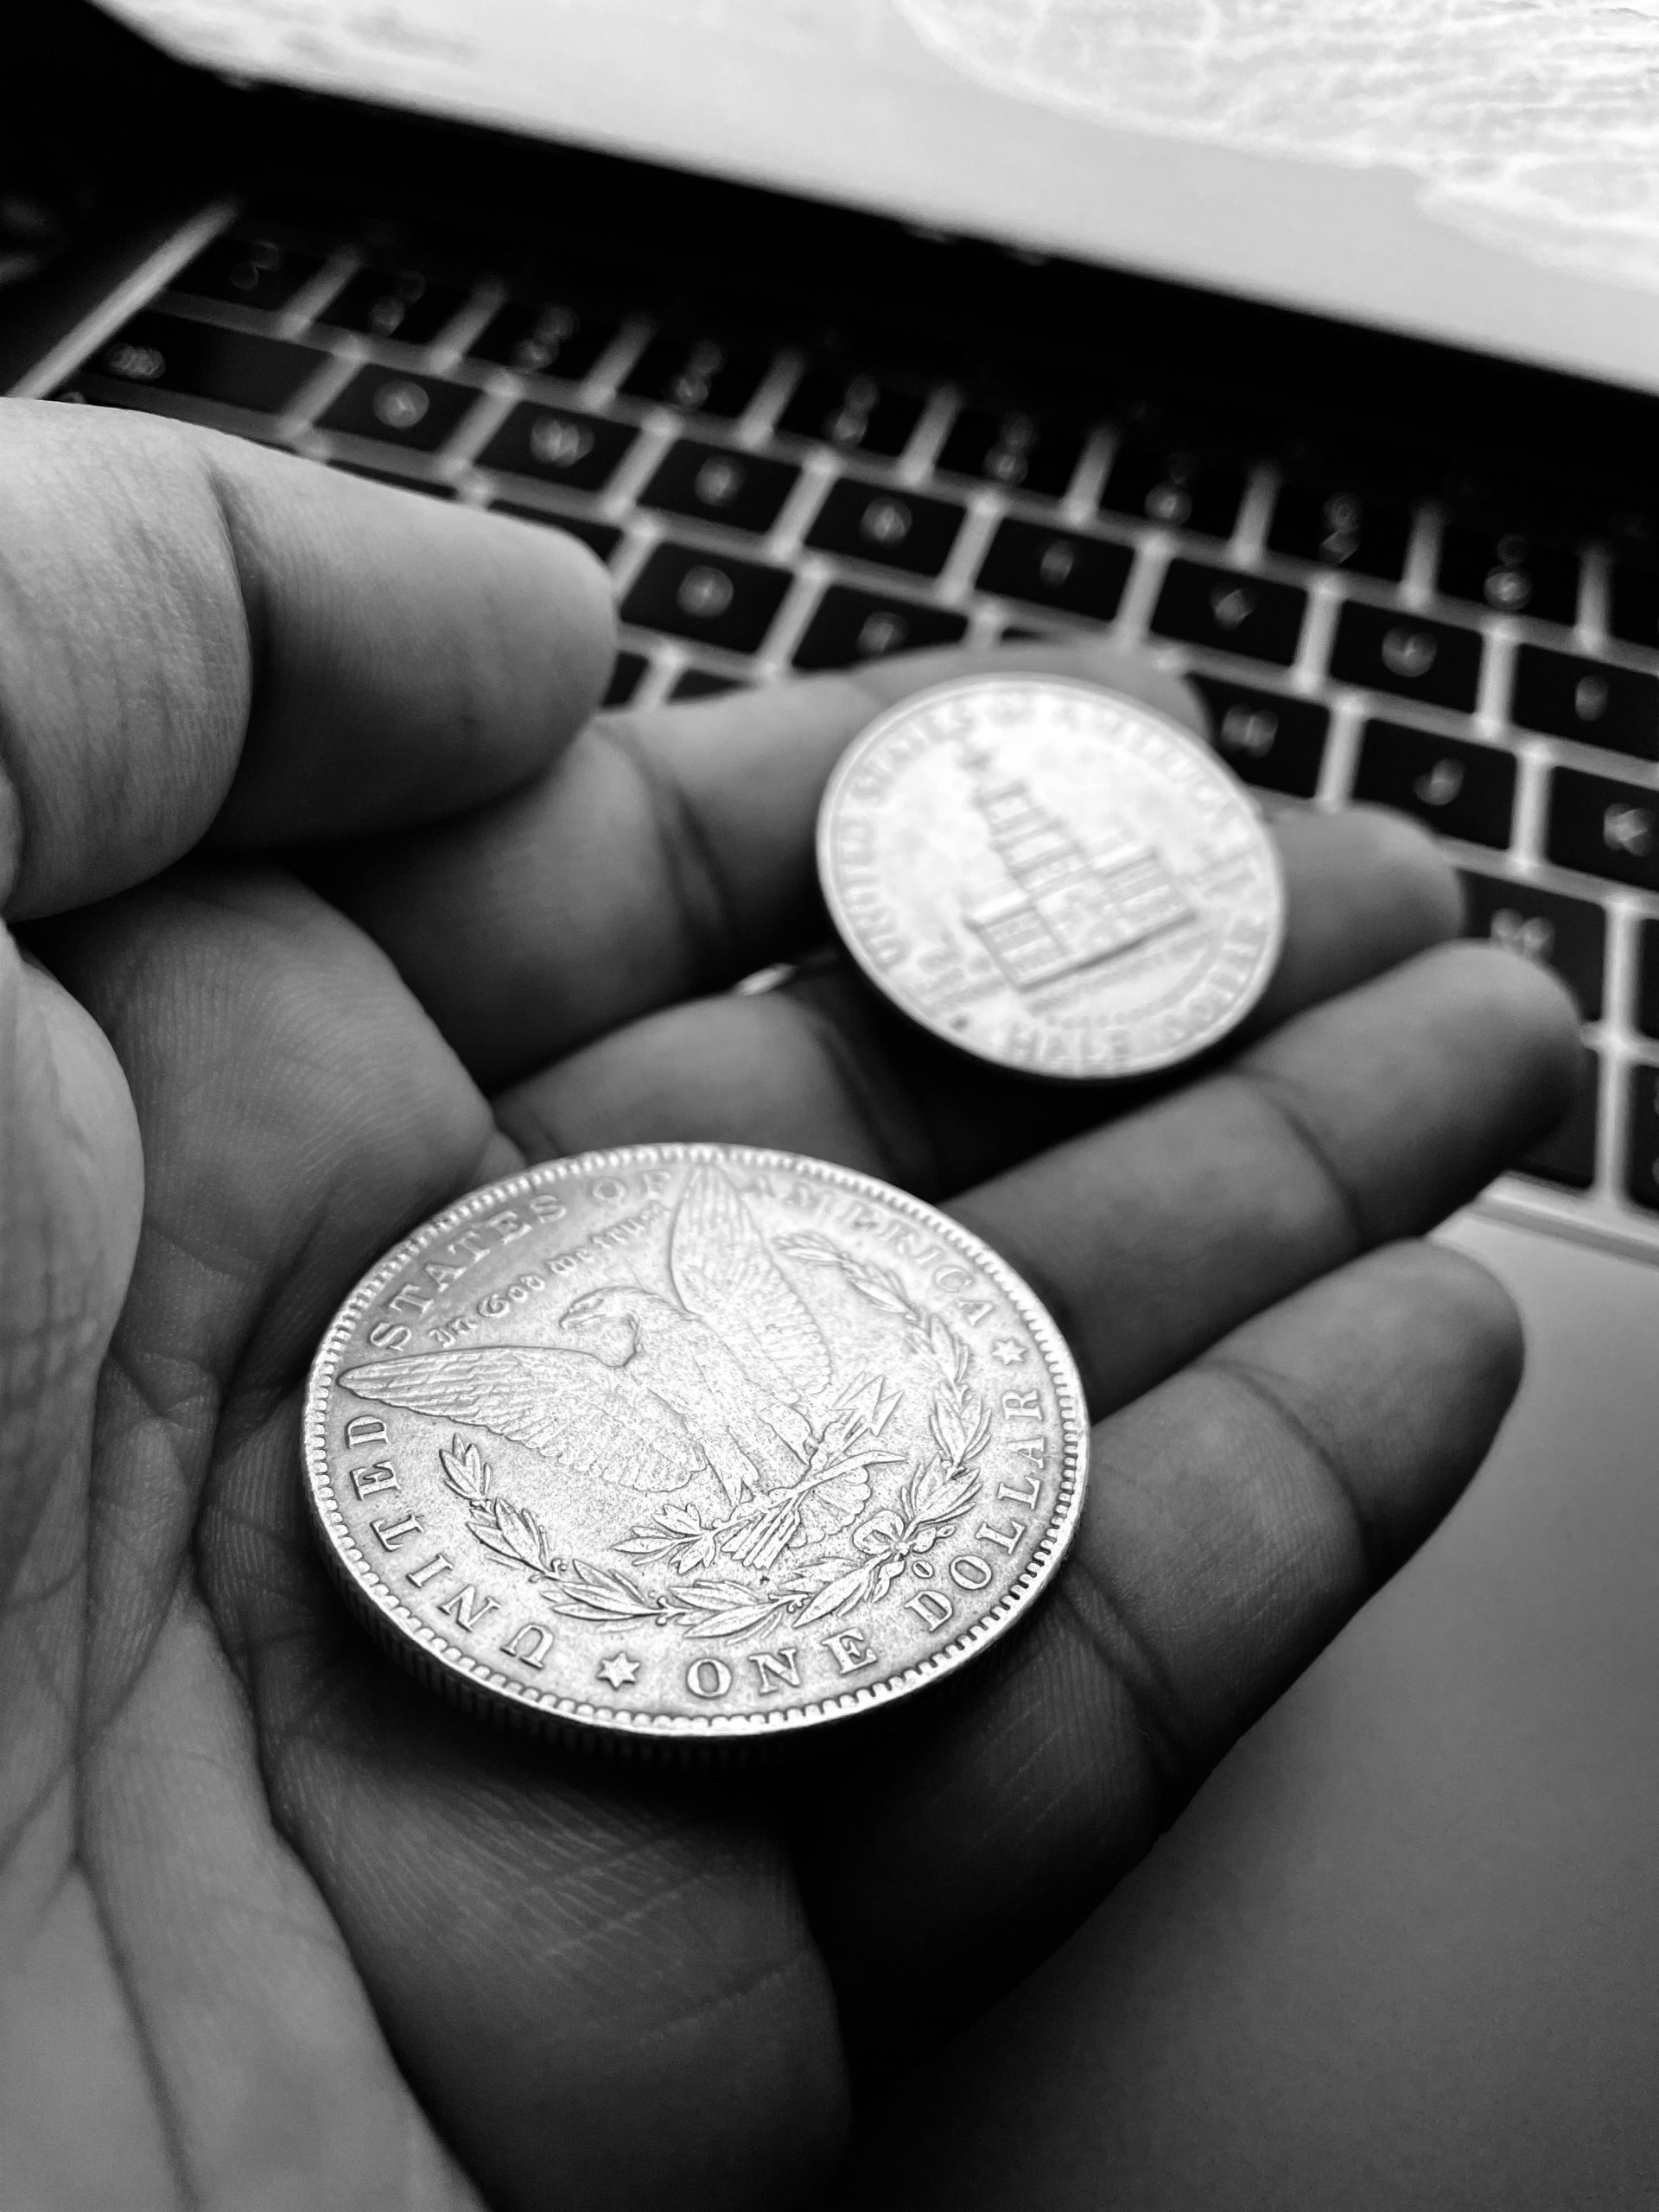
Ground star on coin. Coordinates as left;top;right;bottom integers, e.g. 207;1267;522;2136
992;1338;1028;1365
596;1653;641;1689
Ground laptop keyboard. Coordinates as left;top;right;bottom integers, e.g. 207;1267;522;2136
32;213;1659;1260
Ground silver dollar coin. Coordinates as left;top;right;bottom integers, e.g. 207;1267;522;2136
817;673;1286;1079
303;1145;1088;1744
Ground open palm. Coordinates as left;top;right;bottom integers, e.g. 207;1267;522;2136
0;406;1575;2212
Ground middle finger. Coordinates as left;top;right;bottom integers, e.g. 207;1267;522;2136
310;636;1209;1088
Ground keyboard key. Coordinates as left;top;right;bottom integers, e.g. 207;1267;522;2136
467;296;619;382
804;478;965;579
1329;602;1484;713
1635;919;1659;1039
621;333;772;421
1459;869;1605;1020
639;440;799;536
1510;645;1659;760
1099;441;1244;539
327;461;455;499
791;584;967;671
604;650;650;708
935;404;1085;498
670;668;749;700
316;264;468;346
474;402;637;493
316;367;481;454
1626;1062;1659;1209
1545;766;1659;891
1150;559;1307;667
1266;482;1410;582
1608;562;1659;654
1520;1046;1599;1192
170;231;325;312
620;543;791;656
1437;524;1580;626
1186;676;1329;798
774;369;925;460
975;518;1131;621
1351;721;1516;847
81;311;327;416
488;502;621;563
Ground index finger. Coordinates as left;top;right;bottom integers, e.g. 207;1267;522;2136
0;402;613;916
316;632;1205;1085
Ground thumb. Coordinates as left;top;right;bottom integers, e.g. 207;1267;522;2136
0;938;142;1595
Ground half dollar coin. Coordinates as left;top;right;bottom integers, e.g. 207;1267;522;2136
817;672;1286;1079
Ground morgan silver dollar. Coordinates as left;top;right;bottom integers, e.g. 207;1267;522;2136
817;673;1285;1079
303;1145;1089;1743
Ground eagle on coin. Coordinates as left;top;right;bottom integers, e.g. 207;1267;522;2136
341;1167;835;1510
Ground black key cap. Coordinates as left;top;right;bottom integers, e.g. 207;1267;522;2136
488;502;622;563
1520;1046;1599;1192
775;369;925;460
328;461;455;498
170;231;326;312
81;310;327;416
976;518;1131;622
316;367;481;454
621;333;772;421
1186;676;1329;798
50;383;124;410
804;478;965;579
1626;1062;1659;1209
1510;645;1659;760
1329;602;1484;713
1635;919;1659;1039
670;668;749;700
1459;869;1606;1020
604;651;649;708
1351;721;1516;847
474;402;637;493
467;296;618;382
792;584;967;671
936;404;1084;498
1608;562;1659;654
1545;766;1659;890
1099;441;1243;539
1437;525;1580;626
48;385;289;443
639;440;799;537
1150;559;1306;667
620;543;791;656
1267;482;1410;582
316;264;468;346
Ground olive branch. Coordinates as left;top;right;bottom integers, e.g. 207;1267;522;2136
441;1436;865;1642
766;1235;991;1612
438;1234;992;1643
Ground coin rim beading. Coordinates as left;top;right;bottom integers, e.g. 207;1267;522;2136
816;672;1287;1080
302;1143;1090;1741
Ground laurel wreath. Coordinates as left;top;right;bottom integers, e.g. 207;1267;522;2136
441;1234;990;1643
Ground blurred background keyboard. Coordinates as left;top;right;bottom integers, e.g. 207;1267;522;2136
36;210;1659;1259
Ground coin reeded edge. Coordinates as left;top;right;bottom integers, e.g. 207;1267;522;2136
816;672;1287;1081
302;1143;1090;1743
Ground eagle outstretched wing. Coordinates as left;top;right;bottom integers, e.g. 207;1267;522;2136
340;1347;703;1493
669;1167;834;1401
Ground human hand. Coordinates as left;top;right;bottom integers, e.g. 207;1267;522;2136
0;402;1576;2210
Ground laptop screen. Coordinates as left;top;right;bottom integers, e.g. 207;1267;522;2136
98;0;1659;397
